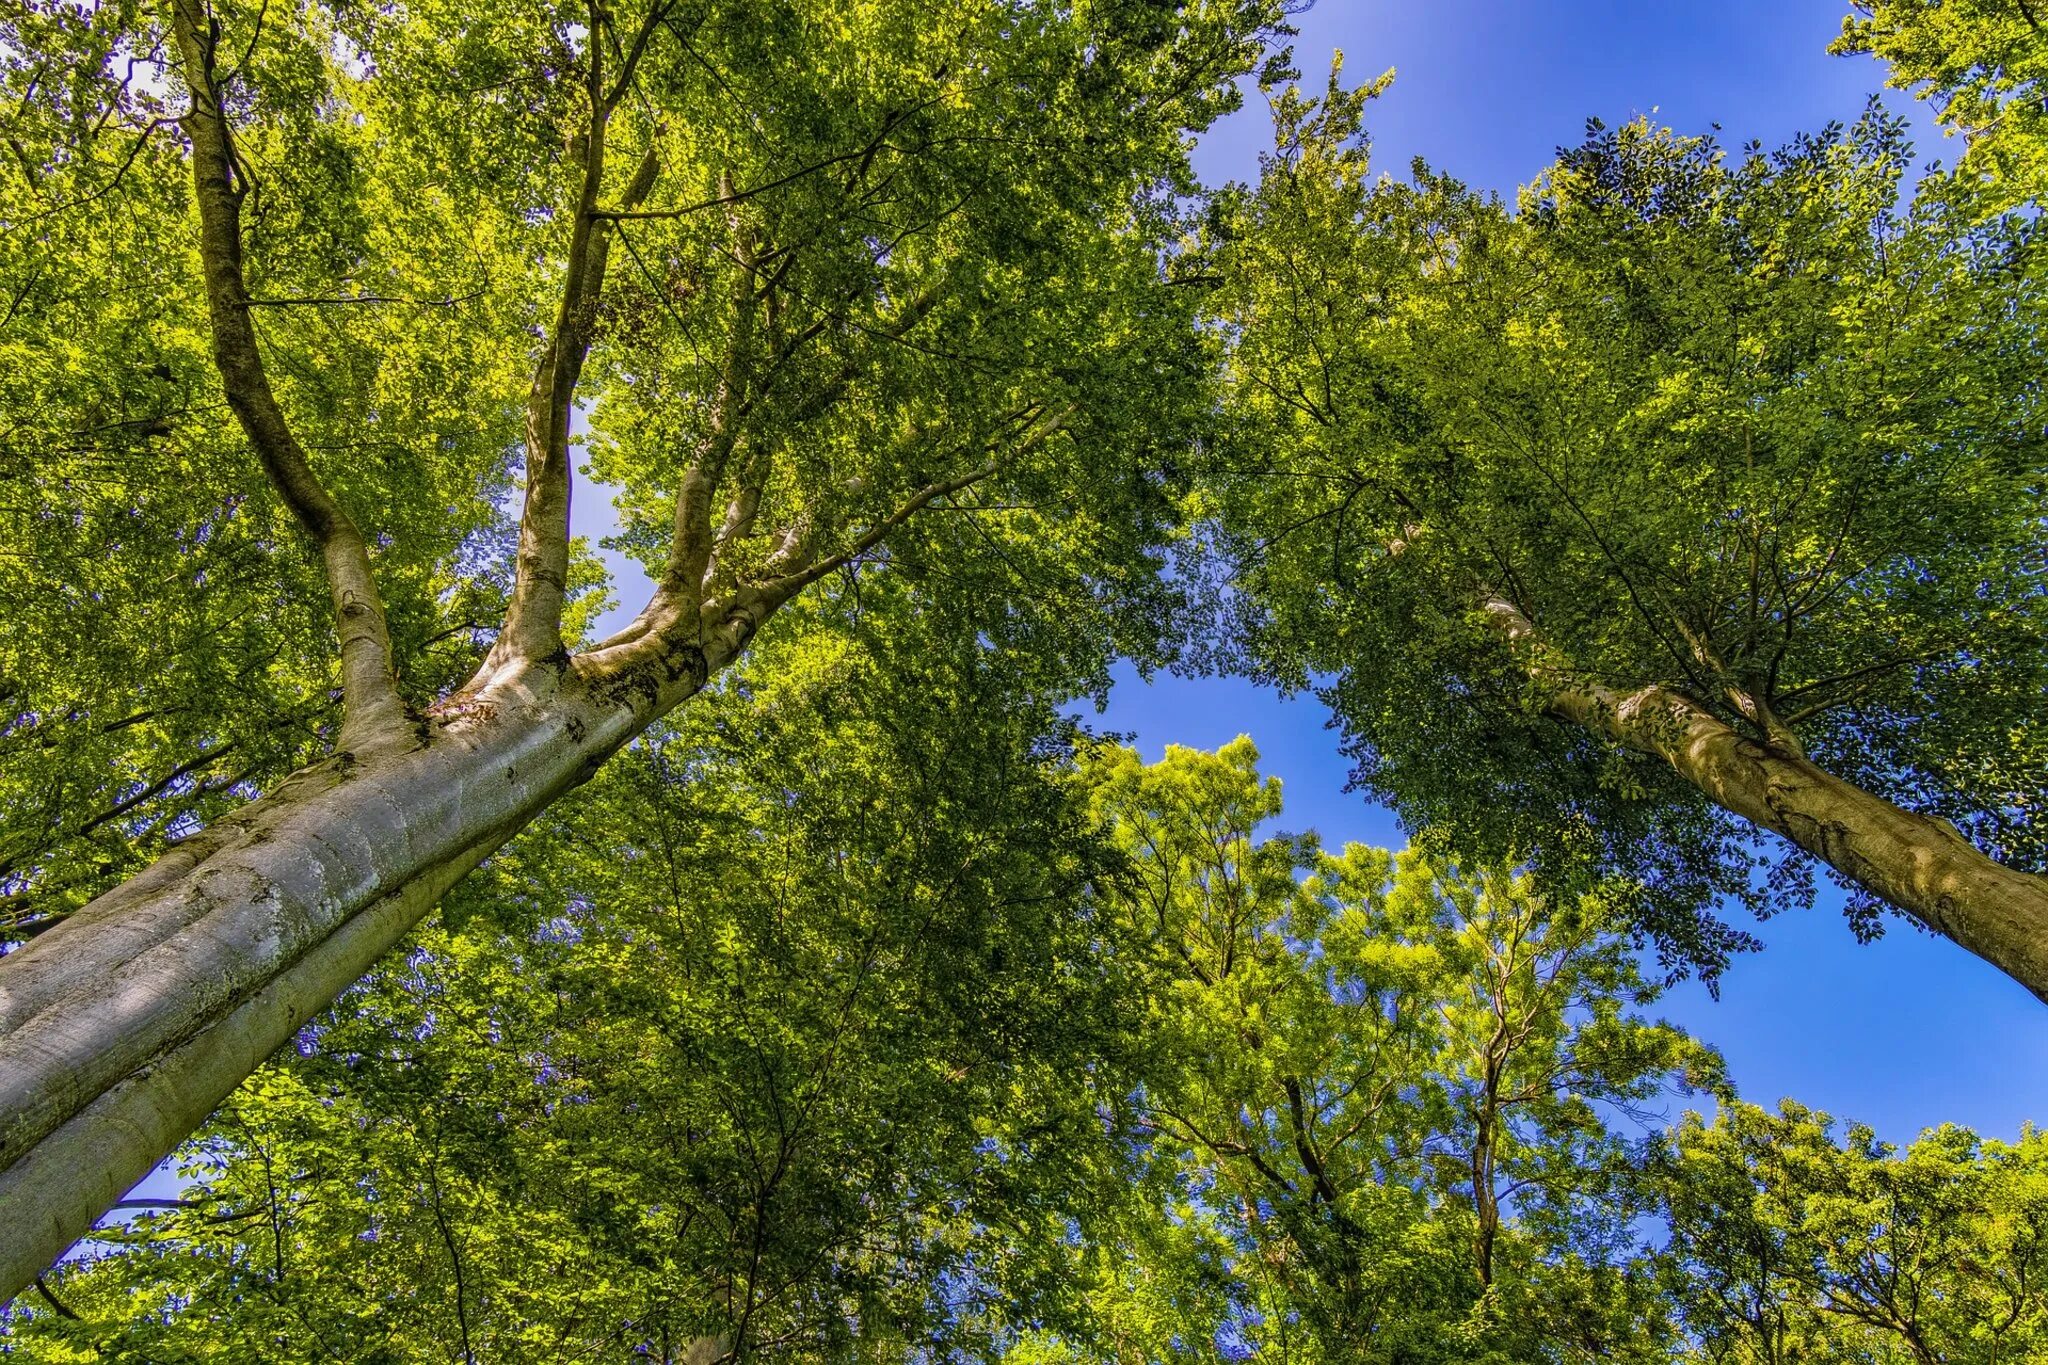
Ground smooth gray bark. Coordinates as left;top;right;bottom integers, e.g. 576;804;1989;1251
0;632;735;1301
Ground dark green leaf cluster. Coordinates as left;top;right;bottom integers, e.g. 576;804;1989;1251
1200;67;2047;969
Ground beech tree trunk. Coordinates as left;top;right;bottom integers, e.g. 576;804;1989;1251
0;635;730;1301
1482;597;2048;1004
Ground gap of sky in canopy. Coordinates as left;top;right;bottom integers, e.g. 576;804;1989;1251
568;0;2048;1147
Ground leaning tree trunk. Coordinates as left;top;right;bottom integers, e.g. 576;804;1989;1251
0;627;736;1300
0;0;779;1300
1482;596;2048;1003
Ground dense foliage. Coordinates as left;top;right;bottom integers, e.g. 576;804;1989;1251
11;723;2044;1361
1199;59;2047;977
4;601;1149;1360
2;0;2043;1355
0;0;1283;939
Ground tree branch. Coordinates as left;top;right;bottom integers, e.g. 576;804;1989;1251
654;190;760;613
589;98;931;223
664;465;719;610
693;286;947;594
757;463;993;608
704;443;773;590
490;21;663;669
67;741;240;843
33;1274;79;1320
166;0;409;754
244;290;484;309
1282;1076;1342;1206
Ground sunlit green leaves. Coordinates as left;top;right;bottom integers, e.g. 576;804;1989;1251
1834;0;2048;214
1654;1100;2048;1363
1046;739;1725;1362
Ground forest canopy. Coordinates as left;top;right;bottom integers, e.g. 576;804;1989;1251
13;715;2047;1360
0;0;2043;1356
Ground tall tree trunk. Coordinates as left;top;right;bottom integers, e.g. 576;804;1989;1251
0;625;743;1300
1483;595;2048;1004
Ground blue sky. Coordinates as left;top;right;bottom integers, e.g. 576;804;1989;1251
1190;0;1951;196
571;1;2047;1147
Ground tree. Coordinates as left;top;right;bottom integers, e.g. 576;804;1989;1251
1027;739;1721;1363
3;598;1153;1359
1833;0;2048;214
1202;63;2048;999
1653;1101;2048;1363
0;0;1287;1296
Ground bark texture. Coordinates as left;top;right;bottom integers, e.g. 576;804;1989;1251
1483;595;2048;1004
0;624;745;1301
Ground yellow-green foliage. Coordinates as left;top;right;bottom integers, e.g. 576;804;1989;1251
1835;0;2048;212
